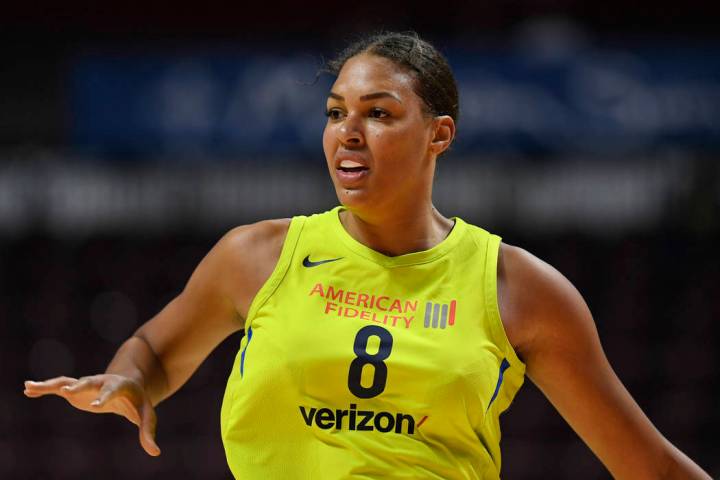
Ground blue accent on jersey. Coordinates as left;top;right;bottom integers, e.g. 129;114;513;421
486;358;511;412
240;327;253;377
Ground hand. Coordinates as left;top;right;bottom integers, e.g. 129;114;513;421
23;374;161;456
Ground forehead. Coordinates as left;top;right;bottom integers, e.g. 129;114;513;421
331;53;417;99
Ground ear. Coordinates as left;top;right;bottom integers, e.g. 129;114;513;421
429;115;455;156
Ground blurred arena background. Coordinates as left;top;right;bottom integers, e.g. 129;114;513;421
3;1;718;478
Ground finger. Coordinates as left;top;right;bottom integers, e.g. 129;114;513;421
138;402;161;457
90;383;119;408
23;389;51;398
61;377;98;395
24;377;78;396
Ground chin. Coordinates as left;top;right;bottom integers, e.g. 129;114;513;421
334;186;372;211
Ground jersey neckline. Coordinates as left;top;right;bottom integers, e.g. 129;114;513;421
330;205;467;268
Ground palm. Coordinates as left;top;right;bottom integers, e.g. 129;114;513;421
63;383;141;424
23;375;160;455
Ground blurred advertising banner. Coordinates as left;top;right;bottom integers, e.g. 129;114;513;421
69;42;720;158
0;154;705;236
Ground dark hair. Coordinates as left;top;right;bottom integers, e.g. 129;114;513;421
325;31;460;125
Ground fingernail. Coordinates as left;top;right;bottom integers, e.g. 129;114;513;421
90;400;100;406
61;386;71;391
25;381;37;386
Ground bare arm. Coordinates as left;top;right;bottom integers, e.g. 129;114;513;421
24;218;291;455
497;243;711;480
120;218;290;404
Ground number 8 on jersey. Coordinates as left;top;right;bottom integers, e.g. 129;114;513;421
347;325;394;398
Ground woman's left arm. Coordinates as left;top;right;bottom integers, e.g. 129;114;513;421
497;243;711;480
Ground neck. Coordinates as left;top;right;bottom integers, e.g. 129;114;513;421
339;203;455;257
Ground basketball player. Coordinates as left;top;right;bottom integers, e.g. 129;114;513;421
23;32;711;479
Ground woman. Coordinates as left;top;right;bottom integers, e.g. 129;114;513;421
24;32;710;479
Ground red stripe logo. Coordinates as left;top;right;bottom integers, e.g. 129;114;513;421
423;300;457;328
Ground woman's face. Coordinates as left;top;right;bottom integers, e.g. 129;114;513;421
322;53;439;213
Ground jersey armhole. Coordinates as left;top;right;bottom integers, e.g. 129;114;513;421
243;216;307;331
484;233;526;374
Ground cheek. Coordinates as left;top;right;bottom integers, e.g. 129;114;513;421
369;127;426;167
322;125;334;160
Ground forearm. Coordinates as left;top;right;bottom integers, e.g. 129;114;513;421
105;334;170;407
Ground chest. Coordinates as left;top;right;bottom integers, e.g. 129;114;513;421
243;266;506;421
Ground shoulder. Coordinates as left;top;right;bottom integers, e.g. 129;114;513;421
189;218;293;283
219;218;293;258
497;241;594;364
211;218;293;320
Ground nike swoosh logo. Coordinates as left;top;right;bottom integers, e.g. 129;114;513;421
302;255;343;267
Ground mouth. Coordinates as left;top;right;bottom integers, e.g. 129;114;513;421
334;156;370;186
337;165;369;174
335;164;370;185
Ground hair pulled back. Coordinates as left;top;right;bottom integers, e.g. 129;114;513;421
325;31;459;125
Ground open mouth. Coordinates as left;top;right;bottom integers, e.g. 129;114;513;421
338;166;369;173
335;165;370;184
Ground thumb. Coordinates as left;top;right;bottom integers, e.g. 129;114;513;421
138;401;161;457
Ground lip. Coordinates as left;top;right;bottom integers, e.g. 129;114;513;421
335;167;370;186
334;151;370;187
334;151;370;170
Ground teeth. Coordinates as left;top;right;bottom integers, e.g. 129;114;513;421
339;160;365;168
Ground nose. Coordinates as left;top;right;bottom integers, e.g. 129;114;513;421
337;113;365;148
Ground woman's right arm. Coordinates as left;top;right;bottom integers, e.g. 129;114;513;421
23;218;291;456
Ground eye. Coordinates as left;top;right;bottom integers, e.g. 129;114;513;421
325;108;344;121
369;108;389;119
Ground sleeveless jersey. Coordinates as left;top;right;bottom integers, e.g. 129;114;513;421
220;206;526;479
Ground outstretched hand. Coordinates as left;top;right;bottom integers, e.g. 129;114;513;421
23;374;161;456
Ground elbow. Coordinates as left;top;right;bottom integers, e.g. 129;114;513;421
656;445;711;480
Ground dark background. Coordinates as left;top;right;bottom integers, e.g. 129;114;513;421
3;1;719;478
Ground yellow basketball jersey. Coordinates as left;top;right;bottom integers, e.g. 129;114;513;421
220;206;525;479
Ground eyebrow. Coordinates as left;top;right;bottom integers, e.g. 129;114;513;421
328;91;402;103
